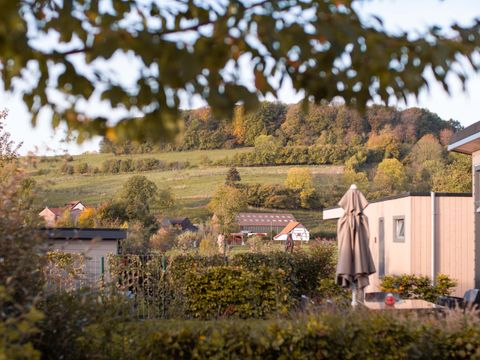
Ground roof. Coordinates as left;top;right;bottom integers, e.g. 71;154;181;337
43;228;127;241
324;191;472;212
170;217;189;225
448;120;480;154
274;221;306;239
323;191;472;220
48;207;65;216
236;212;296;227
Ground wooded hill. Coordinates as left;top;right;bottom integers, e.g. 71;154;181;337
100;102;461;154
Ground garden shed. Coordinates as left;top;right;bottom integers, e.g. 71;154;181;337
324;192;473;296
44;228;127;283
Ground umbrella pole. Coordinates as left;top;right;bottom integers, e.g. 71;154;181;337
351;284;358;307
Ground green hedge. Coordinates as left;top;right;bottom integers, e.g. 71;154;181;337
183;266;290;319
106;245;337;319
49;311;480;359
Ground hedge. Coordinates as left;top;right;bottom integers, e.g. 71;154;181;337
106;245;337;319
40;309;480;359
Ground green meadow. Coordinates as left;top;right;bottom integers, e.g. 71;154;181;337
31;148;342;236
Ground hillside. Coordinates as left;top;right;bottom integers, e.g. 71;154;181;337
31;148;342;236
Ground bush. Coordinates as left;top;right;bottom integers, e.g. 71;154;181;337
37;289;132;360
183;266;290;319
380;273;456;302
175;231;198;250
60;162;74;174
74;162;90;174
231;245;336;299
57;310;480;359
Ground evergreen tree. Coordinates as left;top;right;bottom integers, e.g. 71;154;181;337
225;167;241;185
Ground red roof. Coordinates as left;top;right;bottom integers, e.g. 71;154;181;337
274;221;305;238
236;213;296;227
48;207;65;216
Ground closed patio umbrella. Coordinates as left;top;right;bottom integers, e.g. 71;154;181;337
336;184;376;306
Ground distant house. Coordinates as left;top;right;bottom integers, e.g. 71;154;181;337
160;217;198;232
44;227;127;282
39;200;88;227
236;212;296;234
324;192;473;296
274;221;310;242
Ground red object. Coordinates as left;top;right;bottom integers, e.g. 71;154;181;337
385;293;396;306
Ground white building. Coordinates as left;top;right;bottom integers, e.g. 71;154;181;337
274;221;310;242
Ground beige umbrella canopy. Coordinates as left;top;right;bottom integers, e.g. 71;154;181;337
336;185;376;303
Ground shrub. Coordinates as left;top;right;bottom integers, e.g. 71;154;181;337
37;289;132;360
61;311;480;359
175;231;198;251
44;251;86;293
74;162;90;174
198;234;218;256
183;266;290;319
149;227;177;252
380;273;456;302
60;162;74;174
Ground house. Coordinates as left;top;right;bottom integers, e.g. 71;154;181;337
44;227;127;283
324;192;473;296
160;217;198;232
273;221;310;242
448;120;480;290
39;200;88;227
236;212;296;234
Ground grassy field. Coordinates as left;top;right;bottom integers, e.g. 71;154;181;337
32;149;342;236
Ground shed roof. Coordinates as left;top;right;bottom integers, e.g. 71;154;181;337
236;212;296;226
43;228;127;241
448;120;480;154
323;192;472;220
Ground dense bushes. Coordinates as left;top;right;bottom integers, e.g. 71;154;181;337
380;274;456;302
242;183;321;209
60;158;191;175
220;144;353;167
42;310;480;359
184;266;290;319
105;244;337;320
101;158;190;174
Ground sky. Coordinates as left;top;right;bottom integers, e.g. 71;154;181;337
2;0;480;155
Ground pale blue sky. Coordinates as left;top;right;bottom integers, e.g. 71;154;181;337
2;0;479;155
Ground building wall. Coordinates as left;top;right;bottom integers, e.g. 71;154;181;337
435;196;474;296
240;225;284;233
39;208;56;227
473;150;480;289
48;240;118;282
364;197;412;292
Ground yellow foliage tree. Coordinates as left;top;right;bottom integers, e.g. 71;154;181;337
373;158;407;196
285;168;316;208
77;207;96;228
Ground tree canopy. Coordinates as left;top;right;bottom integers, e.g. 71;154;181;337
1;0;479;141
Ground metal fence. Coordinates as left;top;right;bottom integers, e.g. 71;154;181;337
44;254;169;319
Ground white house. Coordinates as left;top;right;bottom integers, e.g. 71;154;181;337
274;221;310;242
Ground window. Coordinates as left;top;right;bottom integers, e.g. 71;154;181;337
393;216;405;242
